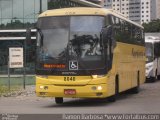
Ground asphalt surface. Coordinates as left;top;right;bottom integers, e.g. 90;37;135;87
0;80;160;114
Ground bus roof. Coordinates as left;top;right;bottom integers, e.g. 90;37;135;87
39;7;143;29
145;36;160;43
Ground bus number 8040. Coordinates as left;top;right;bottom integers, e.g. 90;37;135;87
64;77;76;81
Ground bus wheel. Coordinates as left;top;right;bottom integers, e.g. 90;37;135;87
131;85;139;94
158;75;160;80
151;77;156;82
151;71;157;82
55;97;63;104
108;77;119;102
155;71;158;81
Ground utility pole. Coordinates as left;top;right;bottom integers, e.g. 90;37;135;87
39;0;42;14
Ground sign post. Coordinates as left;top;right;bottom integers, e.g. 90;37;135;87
8;59;10;91
8;47;24;90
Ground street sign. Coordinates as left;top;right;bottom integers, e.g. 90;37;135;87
9;47;23;68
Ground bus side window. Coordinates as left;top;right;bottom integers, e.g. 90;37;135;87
111;16;122;44
132;26;144;45
157;43;160;57
104;15;111;59
105;15;112;26
154;42;160;57
103;15;115;69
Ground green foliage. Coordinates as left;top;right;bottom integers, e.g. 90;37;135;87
0;85;20;96
0;76;35;86
142;19;160;32
0;86;8;95
0;19;35;29
0;76;35;96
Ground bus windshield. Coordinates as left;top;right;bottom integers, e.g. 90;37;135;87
36;16;105;74
145;43;154;63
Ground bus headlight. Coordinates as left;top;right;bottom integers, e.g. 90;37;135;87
92;75;105;79
40;86;44;89
91;86;103;91
97;86;102;90
39;86;48;90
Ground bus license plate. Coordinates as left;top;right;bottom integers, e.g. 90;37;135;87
64;89;76;95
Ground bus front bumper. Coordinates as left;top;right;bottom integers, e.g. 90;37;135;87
36;84;108;98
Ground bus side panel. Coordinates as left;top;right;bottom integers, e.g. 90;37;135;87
158;57;160;77
114;42;145;93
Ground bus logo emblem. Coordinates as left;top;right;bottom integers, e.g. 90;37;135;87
69;61;78;70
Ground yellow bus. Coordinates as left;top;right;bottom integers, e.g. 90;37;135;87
33;7;145;104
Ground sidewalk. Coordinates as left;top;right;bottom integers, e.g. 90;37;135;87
0;85;35;97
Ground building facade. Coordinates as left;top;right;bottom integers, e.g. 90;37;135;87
104;0;160;24
104;0;130;18
0;0;47;74
0;0;48;30
0;0;99;75
151;0;160;20
140;0;150;24
129;0;141;23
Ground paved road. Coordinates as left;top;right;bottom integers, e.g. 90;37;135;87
0;80;160;114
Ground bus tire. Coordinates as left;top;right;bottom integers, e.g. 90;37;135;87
131;71;140;94
108;76;119;102
150;77;156;83
154;70;158;81
55;97;63;104
150;71;157;82
157;75;160;80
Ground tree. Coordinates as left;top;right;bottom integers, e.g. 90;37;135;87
142;19;160;32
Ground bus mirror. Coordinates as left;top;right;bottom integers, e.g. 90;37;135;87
101;28;108;45
101;26;112;44
26;28;31;41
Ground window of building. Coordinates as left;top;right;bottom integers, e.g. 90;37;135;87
13;0;23;19
1;0;12;19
